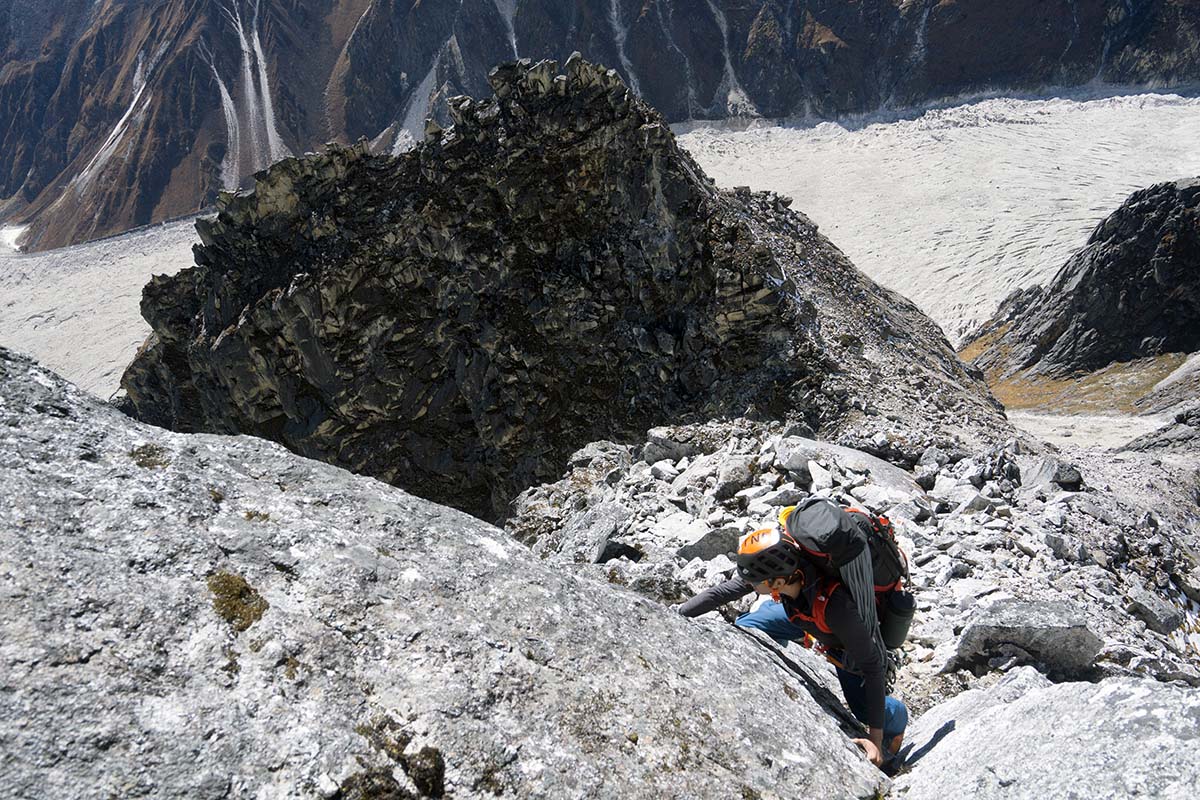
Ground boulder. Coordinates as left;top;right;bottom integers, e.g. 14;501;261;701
808;460;835;492
0;347;887;799
952;599;1103;678
848;482;912;512
567;440;632;471
917;445;949;468
676;525;743;563
929;474;960;501
649;459;680;481
1044;530;1089;563
1125;586;1183;635
884;498;932;524
649;512;710;548
758;485;807;508
643;427;705;465
775;438;921;497
534;500;634;563
713;455;755;501
893;667;1200;799
1020;456;1084;493
945;485;992;515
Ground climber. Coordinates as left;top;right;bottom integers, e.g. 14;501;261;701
678;509;909;768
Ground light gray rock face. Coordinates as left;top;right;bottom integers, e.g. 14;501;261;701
773;438;922;497
952;600;1103;678
0;348;887;799
892;667;1200;800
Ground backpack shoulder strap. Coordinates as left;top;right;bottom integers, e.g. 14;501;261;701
785;578;839;635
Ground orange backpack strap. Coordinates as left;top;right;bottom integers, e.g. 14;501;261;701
786;578;839;635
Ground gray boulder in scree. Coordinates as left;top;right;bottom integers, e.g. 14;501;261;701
0;347;886;800
952;599;1103;678
891;667;1200;800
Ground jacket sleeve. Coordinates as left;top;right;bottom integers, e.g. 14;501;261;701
824;588;887;730
677;576;753;617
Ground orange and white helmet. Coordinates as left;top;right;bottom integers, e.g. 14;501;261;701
736;525;804;583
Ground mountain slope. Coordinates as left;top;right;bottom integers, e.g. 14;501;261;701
4;0;1200;251
962;178;1200;415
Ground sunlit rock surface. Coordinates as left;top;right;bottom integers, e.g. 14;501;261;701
0;346;888;799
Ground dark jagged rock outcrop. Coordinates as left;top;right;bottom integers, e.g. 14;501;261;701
5;0;1200;251
121;56;1006;520
963;179;1200;383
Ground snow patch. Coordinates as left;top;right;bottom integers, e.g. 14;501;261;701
608;0;642;98
704;0;757;117
225;1;264;167
401;567;424;583
74;50;157;192
654;1;699;118
910;3;932;70
250;0;290;163
221;0;291;174
199;42;241;191
0;225;28;253
393;48;444;154
493;0;518;57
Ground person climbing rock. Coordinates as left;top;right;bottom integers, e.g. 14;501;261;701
678;499;911;768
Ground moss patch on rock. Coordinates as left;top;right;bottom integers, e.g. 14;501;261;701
206;571;269;632
129;443;170;469
336;768;414;800
354;716;445;798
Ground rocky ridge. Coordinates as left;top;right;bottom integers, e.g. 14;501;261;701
507;420;1200;702
965;178;1200;381
6;0;1200;251
1125;403;1200;453
119;56;1006;521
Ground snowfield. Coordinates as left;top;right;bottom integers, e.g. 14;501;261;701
677;86;1200;343
0;219;197;397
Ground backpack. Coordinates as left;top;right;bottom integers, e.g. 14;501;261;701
779;498;912;649
779;498;909;592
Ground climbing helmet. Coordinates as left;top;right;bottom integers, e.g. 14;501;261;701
736;525;805;584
